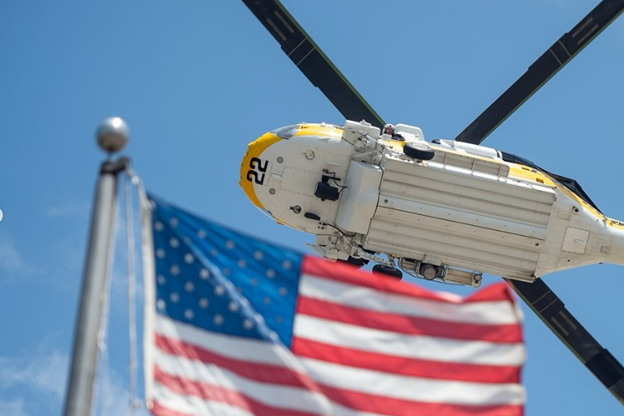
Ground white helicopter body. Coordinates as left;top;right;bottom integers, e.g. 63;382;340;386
241;120;624;286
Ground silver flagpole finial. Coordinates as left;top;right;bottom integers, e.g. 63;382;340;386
96;116;129;153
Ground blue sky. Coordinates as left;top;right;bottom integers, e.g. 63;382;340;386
1;1;624;415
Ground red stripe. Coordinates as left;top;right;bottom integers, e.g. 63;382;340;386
155;334;318;390
292;337;521;384
151;401;195;416
297;296;523;343
154;366;320;416
301;256;518;304
154;366;523;416
319;383;524;416
157;331;520;385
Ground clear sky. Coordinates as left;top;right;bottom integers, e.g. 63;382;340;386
1;1;624;415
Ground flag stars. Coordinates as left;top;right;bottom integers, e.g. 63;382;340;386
151;202;306;349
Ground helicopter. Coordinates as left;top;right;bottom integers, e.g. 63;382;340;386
238;0;624;406
240;118;624;285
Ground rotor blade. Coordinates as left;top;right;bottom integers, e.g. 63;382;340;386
456;0;624;144
241;0;385;128
506;278;624;405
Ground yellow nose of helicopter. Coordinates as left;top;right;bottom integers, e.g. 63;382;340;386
239;132;281;210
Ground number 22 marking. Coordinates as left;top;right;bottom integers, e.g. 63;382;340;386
246;157;268;185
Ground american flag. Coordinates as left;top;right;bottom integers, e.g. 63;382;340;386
143;196;526;416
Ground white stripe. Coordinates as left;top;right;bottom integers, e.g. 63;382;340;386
155;349;327;413
152;381;256;416
294;315;525;366
300;274;520;325
300;357;525;405
155;315;303;369
156;305;524;367
154;350;390;416
155;343;523;407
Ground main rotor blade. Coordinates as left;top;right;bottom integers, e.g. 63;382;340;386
456;0;624;144
506;278;624;405
242;0;385;128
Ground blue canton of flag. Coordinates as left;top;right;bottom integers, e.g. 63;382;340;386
149;195;302;346
143;195;526;416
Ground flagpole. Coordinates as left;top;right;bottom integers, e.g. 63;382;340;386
63;117;130;416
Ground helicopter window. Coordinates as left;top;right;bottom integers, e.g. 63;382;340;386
271;124;299;140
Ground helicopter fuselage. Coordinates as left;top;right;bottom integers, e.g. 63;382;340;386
240;120;624;286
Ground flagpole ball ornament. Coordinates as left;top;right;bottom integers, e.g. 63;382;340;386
96;116;129;153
